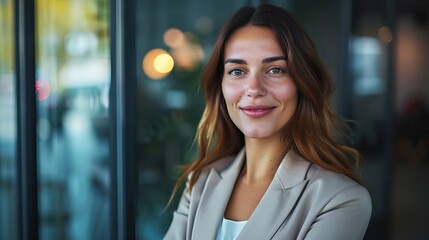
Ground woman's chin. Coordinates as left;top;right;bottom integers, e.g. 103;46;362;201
242;130;276;140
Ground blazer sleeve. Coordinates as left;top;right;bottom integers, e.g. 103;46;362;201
304;184;372;240
164;180;191;240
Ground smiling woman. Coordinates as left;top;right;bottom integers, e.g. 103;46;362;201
165;4;371;240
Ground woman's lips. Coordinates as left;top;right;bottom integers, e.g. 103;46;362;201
240;105;275;118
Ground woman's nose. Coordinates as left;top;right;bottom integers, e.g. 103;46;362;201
246;74;267;97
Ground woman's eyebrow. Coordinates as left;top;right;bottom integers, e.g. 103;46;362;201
262;56;286;63
224;56;286;64
224;58;247;64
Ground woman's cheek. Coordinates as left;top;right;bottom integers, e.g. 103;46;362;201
222;83;242;105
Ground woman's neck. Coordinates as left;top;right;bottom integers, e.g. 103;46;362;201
242;136;287;185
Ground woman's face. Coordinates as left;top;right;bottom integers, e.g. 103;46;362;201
222;25;297;141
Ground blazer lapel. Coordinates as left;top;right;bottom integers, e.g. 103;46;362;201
237;150;311;240
192;149;246;239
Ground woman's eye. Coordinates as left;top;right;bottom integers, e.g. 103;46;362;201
268;67;284;74
228;69;245;76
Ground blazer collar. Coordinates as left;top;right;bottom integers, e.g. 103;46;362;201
237;150;311;239
191;148;311;240
275;149;312;189
191;149;245;239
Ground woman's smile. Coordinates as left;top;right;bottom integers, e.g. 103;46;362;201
240;105;276;118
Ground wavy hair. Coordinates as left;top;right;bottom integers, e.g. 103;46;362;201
171;4;362;200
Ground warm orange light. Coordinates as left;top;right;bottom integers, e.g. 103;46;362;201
163;28;185;48
162;28;205;71
170;42;204;70
154;53;174;73
142;49;174;80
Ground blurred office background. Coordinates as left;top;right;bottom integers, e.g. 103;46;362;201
0;0;428;239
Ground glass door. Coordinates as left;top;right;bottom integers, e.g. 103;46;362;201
35;0;111;239
0;0;18;239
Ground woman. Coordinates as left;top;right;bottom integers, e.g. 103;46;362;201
165;4;371;240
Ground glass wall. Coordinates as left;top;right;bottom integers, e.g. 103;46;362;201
35;0;111;239
0;0;18;239
392;3;429;239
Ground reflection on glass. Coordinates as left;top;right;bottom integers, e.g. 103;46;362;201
352;37;383;96
36;0;110;239
0;0;17;239
351;35;386;152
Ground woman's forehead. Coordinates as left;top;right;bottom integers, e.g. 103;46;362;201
223;26;284;60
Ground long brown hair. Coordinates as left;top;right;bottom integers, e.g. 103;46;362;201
171;4;362;200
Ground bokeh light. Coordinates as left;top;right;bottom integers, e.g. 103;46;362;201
378;26;393;43
142;48;174;80
35;79;51;101
154;53;174;73
163;28;185;48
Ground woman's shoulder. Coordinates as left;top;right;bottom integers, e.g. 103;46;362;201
307;164;363;187
281;150;369;197
305;163;371;205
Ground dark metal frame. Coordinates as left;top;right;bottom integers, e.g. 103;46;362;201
15;0;38;239
381;0;396;237
110;0;137;239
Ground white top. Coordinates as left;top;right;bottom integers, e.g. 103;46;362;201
216;218;247;240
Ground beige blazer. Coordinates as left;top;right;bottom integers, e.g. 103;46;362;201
164;149;372;240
